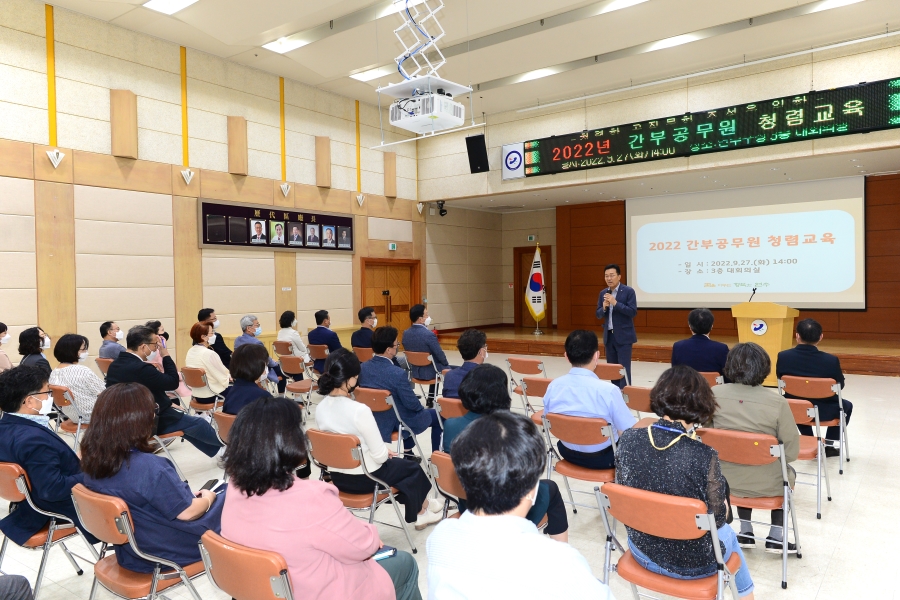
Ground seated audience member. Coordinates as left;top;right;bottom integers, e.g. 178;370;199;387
308;309;343;374
198;308;231;368
81;383;223;573
712;343;798;552
235;314;284;392
351;306;378;349
671;308;730;376
776;318;852;451
402;304;452;407
98;321;125;360
616;365;755;598
222;344;273;415
542;329;636;469
0;575;33;600
18;327;51;377
276;310;311;381
427;412;611;598
184;322;231;406
315;349;442;531
106;326;223;457
0;366;98;547
441;329;487;399
49;333;105;423
441;364;569;542
221;396;422;600
145;320;191;398
0;322;14;372
360;326;441;458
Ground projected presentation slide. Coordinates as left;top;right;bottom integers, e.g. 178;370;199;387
627;179;865;309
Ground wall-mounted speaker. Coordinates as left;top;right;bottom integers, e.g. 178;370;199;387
465;134;490;174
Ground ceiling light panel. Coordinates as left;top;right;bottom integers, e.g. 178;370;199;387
143;0;199;15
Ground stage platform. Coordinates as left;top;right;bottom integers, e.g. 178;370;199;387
437;327;900;377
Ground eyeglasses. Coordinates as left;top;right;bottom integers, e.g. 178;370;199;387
29;390;51;398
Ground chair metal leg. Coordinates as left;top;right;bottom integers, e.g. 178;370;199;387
560;475;577;514
841;411;850;463
823;445;833;505
388;490;417;554
87;577;100;600
628;582;641;600
0;535;8;573
60;541;84;575
149;565;161;600
180;573;203;600
816;439;823;519
154;435;187;482
33;523;55;599
789;491;802;559
74;421;83;451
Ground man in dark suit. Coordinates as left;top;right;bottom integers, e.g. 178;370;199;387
106;325;222;457
359;326;441;457
596;264;637;388
289;226;303;243
351;306;377;349
442;329;487;399
776;318;852;454
671;308;730;375
307;227;320;244
198;307;231;367
250;221;267;243
402;304;453;407
307;310;343;374
0;365;98;549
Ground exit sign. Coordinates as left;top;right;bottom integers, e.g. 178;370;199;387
527;234;536;242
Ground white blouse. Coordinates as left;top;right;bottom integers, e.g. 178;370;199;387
49;365;106;423
314;395;390;475
184;344;231;398
277;328;311;361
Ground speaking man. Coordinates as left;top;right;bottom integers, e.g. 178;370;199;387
595;264;637;388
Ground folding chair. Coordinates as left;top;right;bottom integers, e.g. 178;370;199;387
0;463;97;599
211;411;237;445
95;358;113;380
787;398;833;519
594;362;630;387
307;345;330;379
353;388;433;480
151;430;187;482
403;350;443;401
595;482;741;599
434;396;467;429
71;484;204;600
621;385;652;416
280;356;316;422
306;429;417;553
181;367;225;415
353;346;374;362
273;340;292;357
698;428;801;589
506;357;547;412
199;531;294;600
543;413;616;512
49;384;89;450
521;376;552;420
779;375;849;473
699;372;725;387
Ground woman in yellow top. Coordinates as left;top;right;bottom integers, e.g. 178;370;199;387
184;322;231;405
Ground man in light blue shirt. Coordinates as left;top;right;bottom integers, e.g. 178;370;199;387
543;329;636;469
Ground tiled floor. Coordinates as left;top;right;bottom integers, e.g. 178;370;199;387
2;351;898;600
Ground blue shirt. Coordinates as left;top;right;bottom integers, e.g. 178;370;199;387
234;333;278;382
441;361;479;399
84;451;224;572
543;367;636;452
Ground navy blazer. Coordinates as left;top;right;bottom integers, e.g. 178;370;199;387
222;379;273;415
401;324;449;381
596;284;638;345
307;327;342;374
0;415;91;546
359;356;432;442
441;361;479;399
671;335;730;375
776;344;845;402
20;353;51;377
209;334;232;368
106;352;181;432
350;327;373;349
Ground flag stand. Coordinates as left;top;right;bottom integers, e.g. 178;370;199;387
533;316;543;336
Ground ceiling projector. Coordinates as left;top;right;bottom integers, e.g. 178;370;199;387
389;89;465;134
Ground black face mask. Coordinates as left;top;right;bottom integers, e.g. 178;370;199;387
348;382;359;394
160;332;170;341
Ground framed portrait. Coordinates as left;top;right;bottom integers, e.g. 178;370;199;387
337;226;352;248
305;224;321;247
322;225;336;247
287;222;304;246
250;219;268;244
229;217;248;243
270;220;286;245
206;215;226;243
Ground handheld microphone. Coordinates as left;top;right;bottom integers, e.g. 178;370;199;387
748;287;757;302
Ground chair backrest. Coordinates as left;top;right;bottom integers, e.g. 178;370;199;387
436;397;468;419
787;398;816;426
600;482;711;540
699;372;724;386
279;356;305;373
779;375;839;399
212;411;237;443
521;376;552;398
70;483;132;545
430;451;467;500
545;413;611;446
594;362;626;381
201;531;293;600
95;357;113;375
308;345;329;360
506;357;544;376
0;462;27;503
181;366;208;389
306;429;362;471
49;384;74;407
697;428;778;466
353;347;374;362
621;385;652;412
353;387;394;413
404;351;433;368
273;340;292;356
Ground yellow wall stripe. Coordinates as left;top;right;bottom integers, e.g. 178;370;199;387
45;4;56;147
180;46;189;166
280;77;286;181
355;100;361;193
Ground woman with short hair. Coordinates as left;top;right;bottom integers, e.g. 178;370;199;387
0;322;13;373
184;322;230;405
221;396;422;600
222;344;273;415
276;310;310;381
18;327;51;377
81;383;223;573
615;365;755;598
49;333;104;423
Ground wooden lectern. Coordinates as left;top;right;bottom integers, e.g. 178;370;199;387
731;302;800;387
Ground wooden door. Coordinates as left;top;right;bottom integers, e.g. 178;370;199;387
362;259;420;342
514;246;553;329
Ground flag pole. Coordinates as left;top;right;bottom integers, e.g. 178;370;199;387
532;243;543;335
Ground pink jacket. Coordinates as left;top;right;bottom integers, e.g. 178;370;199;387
221;479;393;600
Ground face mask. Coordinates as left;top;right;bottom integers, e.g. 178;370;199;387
291;319;298;328
483;349;489;361
78;352;89;362
0;334;9;344
371;318;378;328
147;350;159;362
212;319;220;329
528;482;540;507
424;316;432;327
42;337;52;350
115;330;124;341
31;395;53;415
254;326;263;336
347;379;359;394
258;367;269;383
160;331;169;341
208;334;217;345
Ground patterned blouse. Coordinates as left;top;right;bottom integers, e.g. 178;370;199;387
48;365;106;423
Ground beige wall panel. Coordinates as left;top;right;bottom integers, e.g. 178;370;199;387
35;181;77;345
468;283;505;303
331;140;356;169
56;77;110;123
0;251;37;289
185;49;279;103
368;242;414;259
75;254;174;288
427;263;469;285
172;195;202;365
413;221;425;261
202;285;275;321
248;149;281;181
295;184;351;214
75;220;173;256
0;139;35;179
138;129;182;166
367;195;412;221
34;145;74;183
57;113;111;155
427;302;467;330
419;174;489;203
469;300;503;321
360;170;384;197
297;284;353;312
74;185;173;224
72;151;174;195
368;217;413;242
76;287;175;323
0;63;46;114
0;175;36;216
188;107;227;144
467;246;502;266
286;156;316;188
425;222;468;246
0;288;38;329
202;254;275;287
467;265;503;285
427;283;467;305
426;243;468;266
503;210;555;230
187;137;228;173
296;257;353;286
467;227;502;249
200;169;274;204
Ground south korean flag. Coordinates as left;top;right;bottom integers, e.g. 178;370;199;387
526;245;546;322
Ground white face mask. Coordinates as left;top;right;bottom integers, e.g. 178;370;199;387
147;350;158;362
0;334;9;344
42;337;52;350
291;319;298;328
424;316;432;327
115;329;124;341
212;319;220;329
371;318;378;328
258;367;269;383
483;349;489;361
78;351;89;362
528;482;540;507
31;395;54;415
208;334;217;345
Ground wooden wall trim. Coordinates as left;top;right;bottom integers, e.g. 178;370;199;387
200;169;273;204
34;144;72;183
316;136;331;188
227;116;248;176
0;138;34;179
110;89;138;159
172;195;203;366
74;151;173;194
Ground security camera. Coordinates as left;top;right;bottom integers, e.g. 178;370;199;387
437;201;447;217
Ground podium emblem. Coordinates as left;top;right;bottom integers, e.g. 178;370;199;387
750;319;768;335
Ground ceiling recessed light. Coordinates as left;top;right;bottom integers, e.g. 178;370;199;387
771;167;778;171
860;171;867;173
701;176;708;179
349;65;396;82
787;178;792;180
142;0;199;14
850;159;859;162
